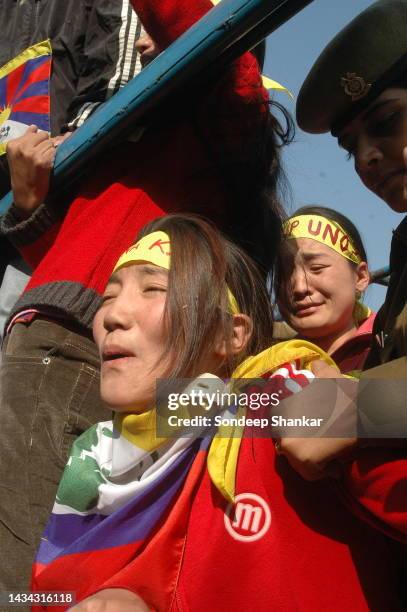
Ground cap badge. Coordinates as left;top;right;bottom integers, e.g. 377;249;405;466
340;72;371;101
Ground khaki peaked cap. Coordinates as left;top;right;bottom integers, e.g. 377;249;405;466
296;0;407;135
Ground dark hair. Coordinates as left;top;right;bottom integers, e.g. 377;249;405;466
238;100;295;274
138;213;274;378
252;102;295;272
274;205;368;304
191;91;295;276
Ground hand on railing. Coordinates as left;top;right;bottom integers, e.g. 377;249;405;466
7;125;69;219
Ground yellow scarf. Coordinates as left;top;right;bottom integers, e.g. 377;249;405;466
209;339;338;503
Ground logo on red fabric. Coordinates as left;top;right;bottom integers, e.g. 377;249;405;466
224;493;271;542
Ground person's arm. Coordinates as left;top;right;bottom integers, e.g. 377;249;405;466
276;359;407;540
64;0;143;132
276;365;359;481
277;358;407;479
0;127;67;270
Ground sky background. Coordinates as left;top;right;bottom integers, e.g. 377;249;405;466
264;0;401;311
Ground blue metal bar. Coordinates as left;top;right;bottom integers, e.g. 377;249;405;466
0;0;313;215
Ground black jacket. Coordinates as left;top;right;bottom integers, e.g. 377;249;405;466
0;0;141;135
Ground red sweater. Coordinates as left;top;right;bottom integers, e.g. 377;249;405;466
0;0;269;328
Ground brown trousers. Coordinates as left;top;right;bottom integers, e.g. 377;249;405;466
0;318;109;600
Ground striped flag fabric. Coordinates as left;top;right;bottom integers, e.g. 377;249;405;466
0;40;52;155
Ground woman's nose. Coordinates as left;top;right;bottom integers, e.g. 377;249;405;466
291;268;310;298
103;297;133;331
355;136;384;175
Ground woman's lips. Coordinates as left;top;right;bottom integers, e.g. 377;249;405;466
102;355;135;368
102;345;135;366
294;304;322;317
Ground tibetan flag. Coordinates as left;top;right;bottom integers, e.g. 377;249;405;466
0;39;52;155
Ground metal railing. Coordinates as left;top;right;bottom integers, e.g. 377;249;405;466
0;0;314;215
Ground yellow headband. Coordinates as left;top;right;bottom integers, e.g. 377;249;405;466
283;214;362;265
113;231;240;315
283;215;371;325
113;231;171;272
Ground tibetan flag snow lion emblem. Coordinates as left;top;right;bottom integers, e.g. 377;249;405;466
0;39;52;155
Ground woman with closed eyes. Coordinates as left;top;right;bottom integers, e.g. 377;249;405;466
276;206;372;376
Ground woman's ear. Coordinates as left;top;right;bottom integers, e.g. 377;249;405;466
355;262;370;293
215;314;253;358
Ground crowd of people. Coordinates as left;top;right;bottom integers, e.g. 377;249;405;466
0;0;406;610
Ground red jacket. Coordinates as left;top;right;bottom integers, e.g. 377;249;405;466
0;0;269;329
107;437;402;611
175;438;404;611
